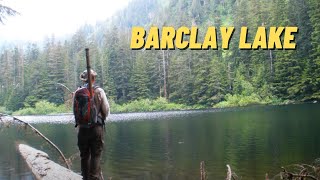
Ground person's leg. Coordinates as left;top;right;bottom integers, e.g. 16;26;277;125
89;125;104;180
78;128;91;180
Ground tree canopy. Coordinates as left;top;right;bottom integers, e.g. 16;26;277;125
0;0;319;112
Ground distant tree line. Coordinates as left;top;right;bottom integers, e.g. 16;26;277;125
0;0;319;112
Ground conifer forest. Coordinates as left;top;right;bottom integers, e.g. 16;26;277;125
0;0;319;112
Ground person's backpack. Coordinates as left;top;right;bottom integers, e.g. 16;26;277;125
73;86;98;127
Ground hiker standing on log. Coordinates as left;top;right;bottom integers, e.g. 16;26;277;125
74;68;110;180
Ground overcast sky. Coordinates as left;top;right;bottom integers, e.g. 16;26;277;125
0;0;129;43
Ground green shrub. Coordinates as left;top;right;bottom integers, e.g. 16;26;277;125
0;106;12;114
13;107;36;115
214;93;280;108
13;100;70;115
111;97;190;113
11;95;282;115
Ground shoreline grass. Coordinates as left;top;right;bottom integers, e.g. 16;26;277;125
4;96;315;116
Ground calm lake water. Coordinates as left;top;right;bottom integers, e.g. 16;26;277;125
0;103;320;180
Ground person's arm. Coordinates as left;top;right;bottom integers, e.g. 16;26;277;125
97;88;110;120
73;88;80;127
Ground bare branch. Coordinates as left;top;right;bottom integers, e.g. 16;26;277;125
200;161;207;180
226;164;232;180
0;113;71;169
0;4;19;24
281;166;318;180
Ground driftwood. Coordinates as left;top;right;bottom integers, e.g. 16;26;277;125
199;161;240;180
223;161;320;180
226;164;238;180
226;164;232;180
200;161;207;180
18;144;81;180
0;113;70;169
279;165;319;180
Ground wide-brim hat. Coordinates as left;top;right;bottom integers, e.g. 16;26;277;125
80;69;97;82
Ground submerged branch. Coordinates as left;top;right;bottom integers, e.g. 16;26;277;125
224;163;320;180
281;166;317;180
226;164;232;180
0;113;71;169
226;164;238;180
200;161;207;180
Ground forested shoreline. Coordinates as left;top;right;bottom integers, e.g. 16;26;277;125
0;0;319;114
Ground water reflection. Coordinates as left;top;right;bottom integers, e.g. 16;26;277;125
0;104;320;179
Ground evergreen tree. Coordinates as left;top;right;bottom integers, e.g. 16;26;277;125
307;0;320;99
271;0;303;100
128;53;150;100
105;25;132;103
191;50;212;105
0;0;319;111
207;55;229;105
169;51;194;104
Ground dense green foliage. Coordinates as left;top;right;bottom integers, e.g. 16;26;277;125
0;0;319;113
12;100;68;115
110;97;204;113
12;98;198;115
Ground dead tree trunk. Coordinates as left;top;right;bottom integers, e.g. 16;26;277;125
269;50;273;76
200;161;206;180
162;50;167;99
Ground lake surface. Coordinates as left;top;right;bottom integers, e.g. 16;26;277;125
0;103;320;179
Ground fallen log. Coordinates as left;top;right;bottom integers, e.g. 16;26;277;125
18;144;82;180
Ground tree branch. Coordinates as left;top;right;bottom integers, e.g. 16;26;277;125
0;113;71;169
0;4;19;24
